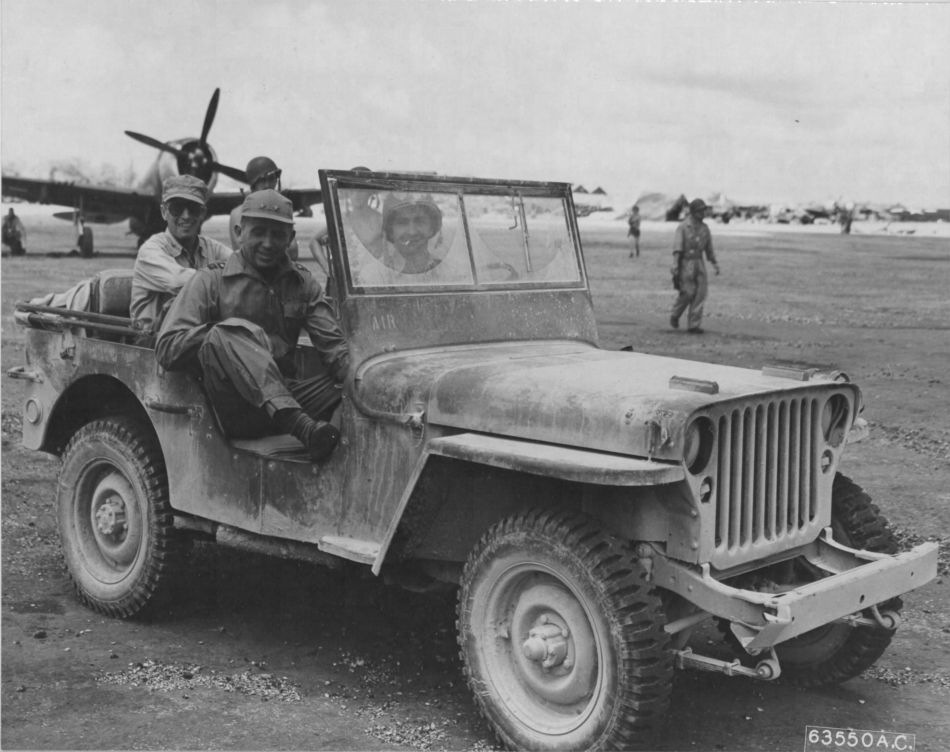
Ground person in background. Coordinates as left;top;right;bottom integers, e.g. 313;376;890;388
229;156;299;260
627;204;641;258
130;175;231;332
2;208;27;256
157;190;349;462
669;198;720;334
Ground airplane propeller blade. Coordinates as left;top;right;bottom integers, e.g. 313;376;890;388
211;162;248;183
200;88;220;147
125;131;184;158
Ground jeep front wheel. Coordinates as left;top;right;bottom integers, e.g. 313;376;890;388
57;417;179;618
457;508;672;751
776;473;902;687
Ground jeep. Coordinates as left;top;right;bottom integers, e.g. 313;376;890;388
9;169;938;751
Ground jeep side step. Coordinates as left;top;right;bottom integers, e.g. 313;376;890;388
318;536;380;565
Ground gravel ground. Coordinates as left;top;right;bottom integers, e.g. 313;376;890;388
98;659;303;702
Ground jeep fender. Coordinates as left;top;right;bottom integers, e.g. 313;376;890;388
372;432;684;574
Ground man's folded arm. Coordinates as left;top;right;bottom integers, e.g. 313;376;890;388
155;273;217;371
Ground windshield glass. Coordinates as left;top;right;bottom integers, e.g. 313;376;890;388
336;183;582;293
465;194;580;285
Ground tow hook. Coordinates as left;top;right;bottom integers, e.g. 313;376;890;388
839;605;901;631
871;605;901;630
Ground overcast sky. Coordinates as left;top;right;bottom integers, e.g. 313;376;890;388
2;0;948;209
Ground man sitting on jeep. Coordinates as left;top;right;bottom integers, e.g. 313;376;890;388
131;175;232;333
155;189;349;461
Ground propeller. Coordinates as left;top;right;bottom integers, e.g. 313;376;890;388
200;88;220;147
125;88;248;184
125;130;185;157
208;161;247;183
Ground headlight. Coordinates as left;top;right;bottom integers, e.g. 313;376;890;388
684;417;714;474
821;394;850;447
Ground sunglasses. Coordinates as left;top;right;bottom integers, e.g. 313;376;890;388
164;199;206;217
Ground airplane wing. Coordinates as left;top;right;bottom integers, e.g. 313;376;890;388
283;187;323;213
1;175;154;225
206;187;323;217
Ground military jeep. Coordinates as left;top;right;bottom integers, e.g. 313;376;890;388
9;169;938;751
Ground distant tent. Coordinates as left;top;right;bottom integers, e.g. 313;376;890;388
634;192;689;221
592;187;607;195
705;191;736;212
574;185;589;194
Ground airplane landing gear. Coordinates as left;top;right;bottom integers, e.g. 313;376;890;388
78;226;94;258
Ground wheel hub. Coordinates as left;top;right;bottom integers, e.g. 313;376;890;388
522;615;570;669
86;471;140;568
503;580;598;707
94;496;128;538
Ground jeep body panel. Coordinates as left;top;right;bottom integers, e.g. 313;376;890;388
355;340;858;460
21;327;349;544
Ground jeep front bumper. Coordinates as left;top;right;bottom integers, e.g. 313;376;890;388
652;528;938;651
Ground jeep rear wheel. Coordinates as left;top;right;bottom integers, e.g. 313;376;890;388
57;417;179;618
457;508;671;751
776;473;901;687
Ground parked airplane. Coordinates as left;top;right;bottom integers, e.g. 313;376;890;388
0;89;321;255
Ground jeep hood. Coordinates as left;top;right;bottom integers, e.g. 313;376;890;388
354;341;845;460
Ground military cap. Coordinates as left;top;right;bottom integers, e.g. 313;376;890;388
162;175;209;205
241;189;294;224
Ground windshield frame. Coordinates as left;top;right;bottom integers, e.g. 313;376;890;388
319;170;588;297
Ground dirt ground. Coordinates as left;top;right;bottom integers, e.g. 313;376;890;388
2;213;948;751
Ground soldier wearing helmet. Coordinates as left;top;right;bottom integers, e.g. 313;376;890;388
381;192;444;273
229;156;299;260
669;198;720;334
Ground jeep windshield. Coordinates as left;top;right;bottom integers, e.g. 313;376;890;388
320;171;586;294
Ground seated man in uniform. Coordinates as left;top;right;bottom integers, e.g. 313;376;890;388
131;175;232;332
156;189;349;461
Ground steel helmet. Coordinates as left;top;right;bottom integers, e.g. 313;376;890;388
245;156;281;189
381;192;443;240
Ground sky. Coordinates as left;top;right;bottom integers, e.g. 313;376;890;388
1;0;949;210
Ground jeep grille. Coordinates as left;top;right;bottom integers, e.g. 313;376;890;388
714;396;826;560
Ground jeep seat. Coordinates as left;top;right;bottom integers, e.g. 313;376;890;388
90;268;134;318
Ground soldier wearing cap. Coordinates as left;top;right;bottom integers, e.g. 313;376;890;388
669;197;720;334
131;175;232;331
228;156;299;260
157;189;349;462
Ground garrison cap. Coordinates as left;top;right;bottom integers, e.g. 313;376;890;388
241;189;294;224
689;198;708;214
163;175;209;205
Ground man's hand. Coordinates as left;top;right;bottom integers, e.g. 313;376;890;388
713;262;721;276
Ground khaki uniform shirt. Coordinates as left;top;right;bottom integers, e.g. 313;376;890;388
156;250;349;381
131;230;232;329
673;218;716;280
